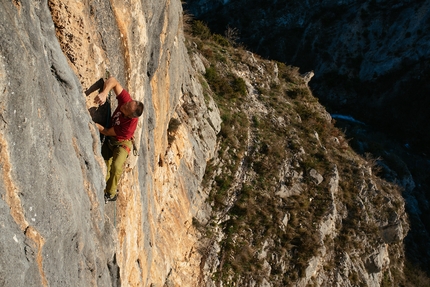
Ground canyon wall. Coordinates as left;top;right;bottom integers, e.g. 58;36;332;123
185;30;409;286
186;0;430;273
0;0;219;286
186;0;430;153
0;0;416;286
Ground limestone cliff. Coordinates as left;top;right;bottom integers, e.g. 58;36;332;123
0;1;418;287
0;1;219;286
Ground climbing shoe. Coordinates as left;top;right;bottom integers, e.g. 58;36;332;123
104;192;118;203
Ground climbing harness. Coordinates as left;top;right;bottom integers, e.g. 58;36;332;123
119;142;131;155
105;138;132;155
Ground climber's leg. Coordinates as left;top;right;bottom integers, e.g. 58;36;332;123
105;140;132;198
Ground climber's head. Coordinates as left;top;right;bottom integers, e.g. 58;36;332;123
121;100;144;118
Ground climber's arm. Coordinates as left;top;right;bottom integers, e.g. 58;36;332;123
94;76;124;105
95;123;117;136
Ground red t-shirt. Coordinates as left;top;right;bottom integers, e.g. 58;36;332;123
111;89;138;141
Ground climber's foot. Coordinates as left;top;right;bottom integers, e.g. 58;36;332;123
104;192;118;203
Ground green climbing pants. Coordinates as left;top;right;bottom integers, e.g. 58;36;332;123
101;137;132;198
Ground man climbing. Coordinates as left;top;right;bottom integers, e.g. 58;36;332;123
94;76;144;202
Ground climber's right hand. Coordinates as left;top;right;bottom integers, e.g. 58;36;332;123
94;91;107;105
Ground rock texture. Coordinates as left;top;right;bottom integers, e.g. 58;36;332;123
0;2;114;286
1;0;219;286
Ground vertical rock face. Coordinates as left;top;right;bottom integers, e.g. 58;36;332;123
0;0;414;286
0;1;114;286
0;1;219;286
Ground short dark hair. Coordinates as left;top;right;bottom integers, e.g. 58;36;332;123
131;101;144;118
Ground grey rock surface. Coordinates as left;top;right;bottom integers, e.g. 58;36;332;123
0;1;115;286
1;0;221;285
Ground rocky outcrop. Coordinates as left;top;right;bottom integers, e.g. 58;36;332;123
185;29;409;286
0;1;219;286
186;0;430;274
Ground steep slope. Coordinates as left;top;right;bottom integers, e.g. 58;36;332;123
186;22;413;286
186;0;430;275
0;1;424;286
185;0;430;154
1;1;219;286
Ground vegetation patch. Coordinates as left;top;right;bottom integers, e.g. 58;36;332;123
186;19;407;286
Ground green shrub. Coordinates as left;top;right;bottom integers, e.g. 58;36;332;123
212;34;230;47
204;65;218;83
278;62;300;83
201;47;213;60
252;115;260;127
204;66;235;97
232;77;247;97
288;85;309;99
192;20;211;39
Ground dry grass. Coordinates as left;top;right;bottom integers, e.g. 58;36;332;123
185;19;409;286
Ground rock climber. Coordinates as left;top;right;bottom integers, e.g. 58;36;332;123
94;76;144;202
